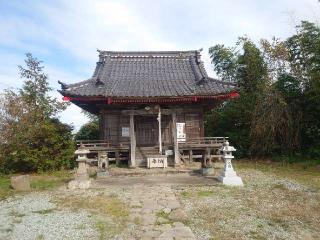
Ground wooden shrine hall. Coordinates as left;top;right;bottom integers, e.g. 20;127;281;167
58;50;238;168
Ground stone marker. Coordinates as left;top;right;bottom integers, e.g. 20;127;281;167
10;175;31;191
218;141;243;186
168;208;189;222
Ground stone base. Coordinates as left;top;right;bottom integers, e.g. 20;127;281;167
218;175;243;186
97;171;109;178
68;179;91;190
10;175;31;191
201;167;214;176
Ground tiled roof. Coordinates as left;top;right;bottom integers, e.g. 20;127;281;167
59;50;235;98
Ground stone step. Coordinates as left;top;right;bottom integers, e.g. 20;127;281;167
108;168;194;176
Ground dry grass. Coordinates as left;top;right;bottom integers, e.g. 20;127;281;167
177;163;320;240
235;160;320;190
55;193;129;238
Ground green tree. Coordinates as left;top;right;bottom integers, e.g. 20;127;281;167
75;119;100;141
207;21;320;159
0;54;75;173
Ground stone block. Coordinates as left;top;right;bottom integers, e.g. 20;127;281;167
10;175;30;191
97;171;109;178
201;167;214;175
67;179;91;190
218;175;243;186
168;208;188;222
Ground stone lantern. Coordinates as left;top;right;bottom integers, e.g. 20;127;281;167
218;141;243;186
74;147;90;179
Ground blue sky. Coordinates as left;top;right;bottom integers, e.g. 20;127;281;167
0;0;319;131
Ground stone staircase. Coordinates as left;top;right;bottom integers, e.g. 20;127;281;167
135;146;164;166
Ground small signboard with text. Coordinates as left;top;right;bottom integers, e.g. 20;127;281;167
147;156;168;168
177;122;186;143
121;127;129;137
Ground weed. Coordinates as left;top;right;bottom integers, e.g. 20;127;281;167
197;190;216;197
95;220;107;240
76;224;86;230
133;216;142;225
9;210;25;218
35;234;45;240
180;191;191;198
32;209;56;215
0;176;14;200
155;210;173;225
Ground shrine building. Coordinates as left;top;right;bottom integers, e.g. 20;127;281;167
58;50;238;169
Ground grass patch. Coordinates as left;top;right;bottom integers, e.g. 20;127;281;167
0;176;14;200
155;210;173;225
179;162;320;240
56;195;129;218
9;210;25;218
156;209;170;219
197;190;216;197
35;234;45;240
133;216;142;225
56;195;129;237
180;191;191;198
0;170;72;200
95;220;107;240
236;160;320;190
30;171;72;190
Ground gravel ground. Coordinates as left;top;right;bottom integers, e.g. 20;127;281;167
0;192;98;240
1;166;319;240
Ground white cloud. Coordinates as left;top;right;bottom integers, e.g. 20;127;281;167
0;0;319;131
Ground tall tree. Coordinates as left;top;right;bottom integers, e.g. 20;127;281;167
0;54;75;173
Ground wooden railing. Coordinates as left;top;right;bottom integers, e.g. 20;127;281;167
76;137;228;149
76;140;130;149
179;137;228;145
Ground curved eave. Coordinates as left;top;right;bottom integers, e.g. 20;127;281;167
59;90;240;104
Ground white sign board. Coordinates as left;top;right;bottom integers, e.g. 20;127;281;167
147;156;168;168
177;122;186;143
121;127;129;137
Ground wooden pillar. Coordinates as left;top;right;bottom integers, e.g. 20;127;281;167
171;112;180;166
206;147;212;167
130;111;136;167
158;106;162;154
201;150;207;168
115;150;120;166
189;149;193;163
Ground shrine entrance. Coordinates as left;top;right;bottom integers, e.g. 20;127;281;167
135;115;158;146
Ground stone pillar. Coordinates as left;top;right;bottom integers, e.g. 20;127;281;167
218;141;243;186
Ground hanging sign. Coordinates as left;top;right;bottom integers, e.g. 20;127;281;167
121;127;129;137
177;122;186;142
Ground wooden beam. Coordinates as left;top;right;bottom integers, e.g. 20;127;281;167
171;112;180;166
130;111;136;167
121;109;173;115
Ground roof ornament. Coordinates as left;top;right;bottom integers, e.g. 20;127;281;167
58;80;68;90
95;77;104;87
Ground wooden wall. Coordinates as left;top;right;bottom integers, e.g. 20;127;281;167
99;106;204;146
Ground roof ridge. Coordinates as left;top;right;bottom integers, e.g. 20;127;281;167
97;50;201;58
